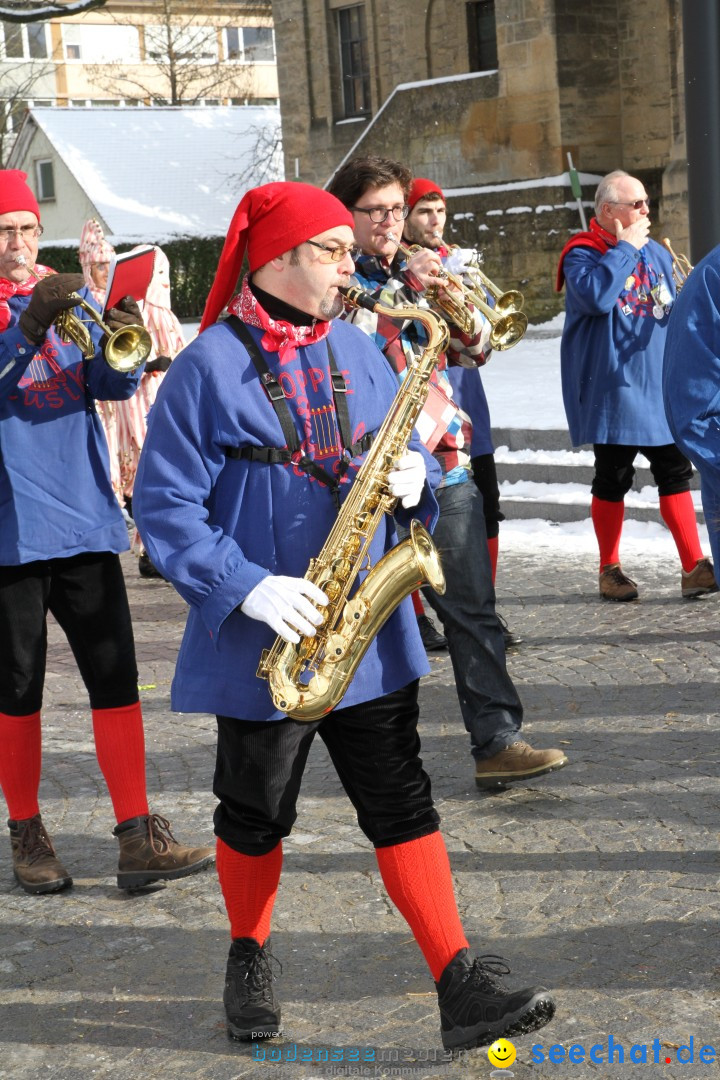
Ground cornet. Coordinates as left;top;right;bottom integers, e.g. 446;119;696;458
15;256;151;372
395;232;528;349
438;236;525;315
387;235;475;335
662;237;693;293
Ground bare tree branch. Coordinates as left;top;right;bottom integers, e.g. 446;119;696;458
86;0;255;106
0;0;107;22
0;58;53;166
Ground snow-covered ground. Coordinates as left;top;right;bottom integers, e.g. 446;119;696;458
180;312;710;560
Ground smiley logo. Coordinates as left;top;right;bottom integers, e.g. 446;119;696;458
487;1038;517;1068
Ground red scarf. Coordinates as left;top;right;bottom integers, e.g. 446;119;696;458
555;218;616;292
227;277;331;365
0;264;54;331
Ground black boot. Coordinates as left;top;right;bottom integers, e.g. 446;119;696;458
436;949;555;1051
8;815;72;895
224;937;282;1042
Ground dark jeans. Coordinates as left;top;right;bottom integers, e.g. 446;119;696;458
0;552;139;715
214;681;439;855
419;480;523;760
592;443;693;501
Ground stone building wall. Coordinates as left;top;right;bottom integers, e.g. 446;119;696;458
272;0;688;314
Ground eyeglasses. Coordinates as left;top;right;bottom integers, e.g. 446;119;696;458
304;239;356;263
609;199;650;210
350;204;409;223
0;224;43;241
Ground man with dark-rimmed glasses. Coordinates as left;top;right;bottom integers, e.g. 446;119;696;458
556;169;716;602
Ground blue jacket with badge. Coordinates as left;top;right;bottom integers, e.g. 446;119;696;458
560;233;676;446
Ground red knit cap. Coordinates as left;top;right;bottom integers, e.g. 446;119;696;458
408;178;445;211
200;182;354;331
0;169;41;221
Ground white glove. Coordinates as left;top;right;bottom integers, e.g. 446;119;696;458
387;449;427;509
241;575;328;644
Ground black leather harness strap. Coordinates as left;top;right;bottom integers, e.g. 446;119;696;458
222;315;373;508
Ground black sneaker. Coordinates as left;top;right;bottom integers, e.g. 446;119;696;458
138;552;165;580
417;613;448;651
497;612;522;649
224;937;282;1042
436;949;555;1051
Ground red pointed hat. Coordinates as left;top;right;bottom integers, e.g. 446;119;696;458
408;178;445;210
200;182;354;331
0;169;41;221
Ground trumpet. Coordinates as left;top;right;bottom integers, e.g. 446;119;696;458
390;234;527;350
388;236;475;335
438;236;525;315
15;256;151;372
662;237;693;293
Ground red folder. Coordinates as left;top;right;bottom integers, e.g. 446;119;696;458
103;246;156;313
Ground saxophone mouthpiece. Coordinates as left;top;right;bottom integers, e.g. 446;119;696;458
338;285;380;313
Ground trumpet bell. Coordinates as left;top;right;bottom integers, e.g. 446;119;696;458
489;310;528;351
493;289;525;315
104;324;152;372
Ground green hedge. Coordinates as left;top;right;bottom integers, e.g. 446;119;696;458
38;235;239;320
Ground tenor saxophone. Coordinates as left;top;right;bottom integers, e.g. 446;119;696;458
256;286;448;721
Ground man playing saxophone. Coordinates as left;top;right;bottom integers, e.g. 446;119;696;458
328;156;568;790
133;180;556;1052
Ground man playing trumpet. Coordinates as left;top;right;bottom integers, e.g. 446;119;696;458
0;169;213;895
328;156;568;791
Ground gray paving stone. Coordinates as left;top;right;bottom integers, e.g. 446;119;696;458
0;548;718;1080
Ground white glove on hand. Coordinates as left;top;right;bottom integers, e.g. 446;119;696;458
387;450;427;509
241;575;328;644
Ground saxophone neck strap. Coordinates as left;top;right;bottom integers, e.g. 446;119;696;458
223;315;373;508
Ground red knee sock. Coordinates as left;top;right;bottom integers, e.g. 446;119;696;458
410;590;424;616
375;831;468;981
591;496;625;569
659;492;704;572
0;710;42;821
216;837;283;943
487;535;499;584
91;703;149;824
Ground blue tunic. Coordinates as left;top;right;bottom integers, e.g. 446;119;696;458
133;316;440;722
561;237;676;446
447;366;494;456
663;244;720;575
0;287;143;564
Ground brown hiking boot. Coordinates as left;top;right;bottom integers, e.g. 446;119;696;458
8;815;73;895
114;813;215;890
599;563;639;602
681;558;718;598
475;741;569;790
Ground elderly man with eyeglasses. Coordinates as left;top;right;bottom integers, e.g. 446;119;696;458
0;168;214;896
556;169;716;602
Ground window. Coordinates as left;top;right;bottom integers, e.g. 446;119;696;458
146;24;217;62
35;159;55;201
336;5;370;118
63;25;82;60
466;0;498;71
224;26;275;63
1;21;48;60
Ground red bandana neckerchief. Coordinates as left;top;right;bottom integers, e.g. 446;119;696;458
555;218;617;292
227;277;331;365
0;264;55;332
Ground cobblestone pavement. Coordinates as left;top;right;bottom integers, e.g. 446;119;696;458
1;548;718;1080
